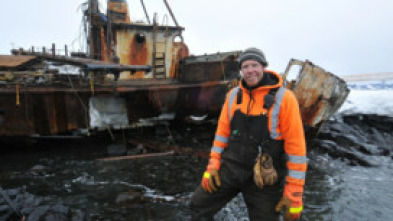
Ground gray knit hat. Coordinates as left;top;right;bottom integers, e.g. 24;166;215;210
237;47;268;68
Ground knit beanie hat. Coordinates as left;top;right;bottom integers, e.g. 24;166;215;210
237;47;268;68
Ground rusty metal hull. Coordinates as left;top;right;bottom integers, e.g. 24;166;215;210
0;49;240;137
0;80;234;136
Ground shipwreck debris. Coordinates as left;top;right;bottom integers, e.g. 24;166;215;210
0;0;349;139
282;59;350;135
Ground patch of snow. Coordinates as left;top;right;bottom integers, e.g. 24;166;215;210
337;89;393;117
46;62;81;75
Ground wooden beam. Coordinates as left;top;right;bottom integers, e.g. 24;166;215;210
97;151;174;162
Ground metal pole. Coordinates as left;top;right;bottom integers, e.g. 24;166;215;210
163;0;179;27
140;0;151;24
106;1;112;61
52;43;56;56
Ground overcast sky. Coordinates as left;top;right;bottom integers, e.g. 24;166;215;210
1;0;392;76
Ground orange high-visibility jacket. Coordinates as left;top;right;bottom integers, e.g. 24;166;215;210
209;70;307;193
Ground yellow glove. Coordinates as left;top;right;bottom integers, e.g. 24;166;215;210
201;169;221;193
275;184;304;220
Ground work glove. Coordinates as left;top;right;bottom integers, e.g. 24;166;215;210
201;159;221;193
253;153;277;188
253;153;264;188
261;153;277;185
275;185;303;220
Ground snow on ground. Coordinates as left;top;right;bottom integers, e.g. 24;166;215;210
337;89;393;117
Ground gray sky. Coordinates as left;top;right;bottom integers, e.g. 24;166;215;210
1;0;392;76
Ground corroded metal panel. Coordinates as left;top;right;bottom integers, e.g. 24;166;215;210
170;42;189;78
283;59;349;127
114;25;183;80
0;88;89;136
0;55;39;70
0;91;35;136
180;51;241;82
116;30;150;78
0;78;234;136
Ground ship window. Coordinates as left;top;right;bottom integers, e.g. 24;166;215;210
285;65;301;82
135;33;146;43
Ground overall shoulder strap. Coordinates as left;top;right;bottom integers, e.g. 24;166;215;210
263;87;279;110
228;86;240;121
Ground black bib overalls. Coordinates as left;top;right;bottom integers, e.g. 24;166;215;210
191;107;287;221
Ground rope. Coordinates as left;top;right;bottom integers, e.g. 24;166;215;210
89;72;95;95
15;83;20;106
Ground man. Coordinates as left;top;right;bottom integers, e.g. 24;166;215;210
190;47;307;221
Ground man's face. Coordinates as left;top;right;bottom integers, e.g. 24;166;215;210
240;60;264;87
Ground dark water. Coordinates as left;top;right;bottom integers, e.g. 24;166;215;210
0;114;392;221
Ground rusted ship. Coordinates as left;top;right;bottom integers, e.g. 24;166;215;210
0;0;349;138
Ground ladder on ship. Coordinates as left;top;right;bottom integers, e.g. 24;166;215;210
152;15;168;79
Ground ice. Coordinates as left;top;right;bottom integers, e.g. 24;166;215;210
337;89;393;117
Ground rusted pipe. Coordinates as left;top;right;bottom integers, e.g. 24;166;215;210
84;64;152;72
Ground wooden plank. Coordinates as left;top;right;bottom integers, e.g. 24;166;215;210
97;151;174;162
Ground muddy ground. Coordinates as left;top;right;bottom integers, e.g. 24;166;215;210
0;114;392;221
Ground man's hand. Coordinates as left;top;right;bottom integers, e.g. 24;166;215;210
201;169;221;193
275;196;303;220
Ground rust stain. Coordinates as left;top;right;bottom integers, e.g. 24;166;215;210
129;34;148;65
100;29;108;62
128;34;148;78
296;91;324;125
170;42;189;78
